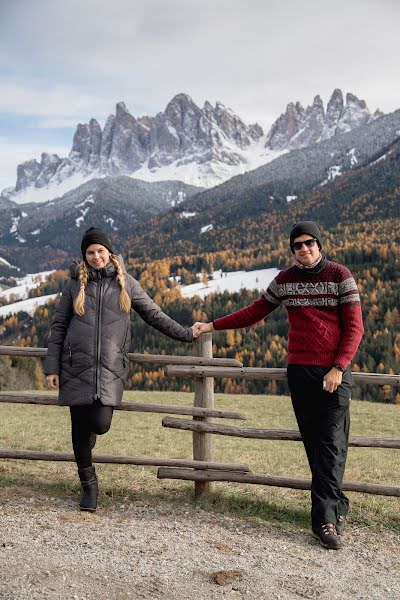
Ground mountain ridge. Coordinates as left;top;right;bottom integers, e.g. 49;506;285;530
3;89;380;201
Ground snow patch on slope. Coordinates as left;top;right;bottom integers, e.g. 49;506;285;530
7;172;94;205
0;271;54;302
179;267;279;299
0;294;58;318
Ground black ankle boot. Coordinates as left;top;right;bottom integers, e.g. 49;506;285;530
78;466;98;512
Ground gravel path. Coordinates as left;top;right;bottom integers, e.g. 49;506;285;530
0;495;399;600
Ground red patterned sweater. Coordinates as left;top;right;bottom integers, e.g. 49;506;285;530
213;259;364;369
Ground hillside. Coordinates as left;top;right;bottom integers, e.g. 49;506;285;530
0;176;201;273
0;125;399;403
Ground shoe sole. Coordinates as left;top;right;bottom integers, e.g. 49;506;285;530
79;506;97;512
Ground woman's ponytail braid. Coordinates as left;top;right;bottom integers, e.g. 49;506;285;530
74;261;89;316
110;255;131;313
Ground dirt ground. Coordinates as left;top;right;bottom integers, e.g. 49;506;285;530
0;493;399;600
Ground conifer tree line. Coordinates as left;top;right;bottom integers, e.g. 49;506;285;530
0;218;399;403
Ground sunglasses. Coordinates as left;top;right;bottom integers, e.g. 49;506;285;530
293;238;317;251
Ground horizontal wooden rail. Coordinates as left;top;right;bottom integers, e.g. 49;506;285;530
0;449;250;472
0;345;242;367
162;417;400;449
0;393;245;420
168;365;287;380
166;365;400;386
157;468;400;497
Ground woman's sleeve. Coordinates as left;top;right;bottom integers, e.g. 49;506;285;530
130;278;193;343
44;282;74;374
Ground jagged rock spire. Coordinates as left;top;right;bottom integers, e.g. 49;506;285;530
265;89;374;151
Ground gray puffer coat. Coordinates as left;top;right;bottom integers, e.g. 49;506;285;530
44;259;193;406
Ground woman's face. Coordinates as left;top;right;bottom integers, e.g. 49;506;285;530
85;244;111;269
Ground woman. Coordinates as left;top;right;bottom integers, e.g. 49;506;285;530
45;227;196;512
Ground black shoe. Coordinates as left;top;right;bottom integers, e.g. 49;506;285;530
312;523;342;550
78;466;98;512
336;514;346;536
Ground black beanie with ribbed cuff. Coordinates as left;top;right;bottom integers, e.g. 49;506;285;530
81;227;115;258
289;221;322;253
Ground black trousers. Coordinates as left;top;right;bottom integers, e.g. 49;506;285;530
70;402;114;469
287;365;352;528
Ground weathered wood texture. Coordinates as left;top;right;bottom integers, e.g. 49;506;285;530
157;468;400;497
0;345;242;367
167;365;400;386
192;332;214;497
162;417;400;449
0;449;249;472
0;393;245;420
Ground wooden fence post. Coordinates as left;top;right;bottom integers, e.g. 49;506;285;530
192;332;214;497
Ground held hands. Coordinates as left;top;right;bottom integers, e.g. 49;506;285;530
323;368;343;393
46;374;59;389
191;321;214;338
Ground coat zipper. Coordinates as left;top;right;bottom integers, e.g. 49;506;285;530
93;271;103;401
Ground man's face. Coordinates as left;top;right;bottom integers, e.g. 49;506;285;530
293;234;320;266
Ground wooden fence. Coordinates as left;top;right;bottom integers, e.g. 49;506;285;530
0;336;399;499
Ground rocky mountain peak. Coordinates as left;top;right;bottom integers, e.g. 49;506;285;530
265;89;378;151
11;93;264;194
264;101;304;150
346;93;367;110
326;89;344;126
165;93;201;124
311;95;324;110
115;101;131;117
8;89;384;198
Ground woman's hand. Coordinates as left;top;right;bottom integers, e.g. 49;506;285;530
191;322;214;338
46;374;59;389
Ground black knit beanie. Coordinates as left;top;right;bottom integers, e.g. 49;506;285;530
289;221;322;253
81;227;115;258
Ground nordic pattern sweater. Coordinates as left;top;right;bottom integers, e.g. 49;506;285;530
213;259;364;370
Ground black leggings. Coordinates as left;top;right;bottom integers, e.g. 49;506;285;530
70;403;114;469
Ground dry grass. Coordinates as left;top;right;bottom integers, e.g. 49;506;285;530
0;391;399;532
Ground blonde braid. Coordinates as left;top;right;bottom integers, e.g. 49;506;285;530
74;261;89;316
110;255;131;313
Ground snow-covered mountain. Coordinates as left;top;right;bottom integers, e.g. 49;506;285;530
9;94;266;201
3;90;382;204
265;89;381;151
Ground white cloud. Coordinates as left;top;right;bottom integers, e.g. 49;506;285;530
0;0;400;188
0;80;112;125
1;0;400;125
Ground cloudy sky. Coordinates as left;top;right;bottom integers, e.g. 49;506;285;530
0;0;399;189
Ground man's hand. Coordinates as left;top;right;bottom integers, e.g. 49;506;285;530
46;374;59;389
191;321;214;338
323;368;343;393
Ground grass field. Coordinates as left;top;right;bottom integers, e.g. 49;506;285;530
0;391;399;532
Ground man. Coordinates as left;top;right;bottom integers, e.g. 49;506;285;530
193;221;364;549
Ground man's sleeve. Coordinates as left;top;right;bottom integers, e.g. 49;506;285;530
333;267;364;370
213;276;282;330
